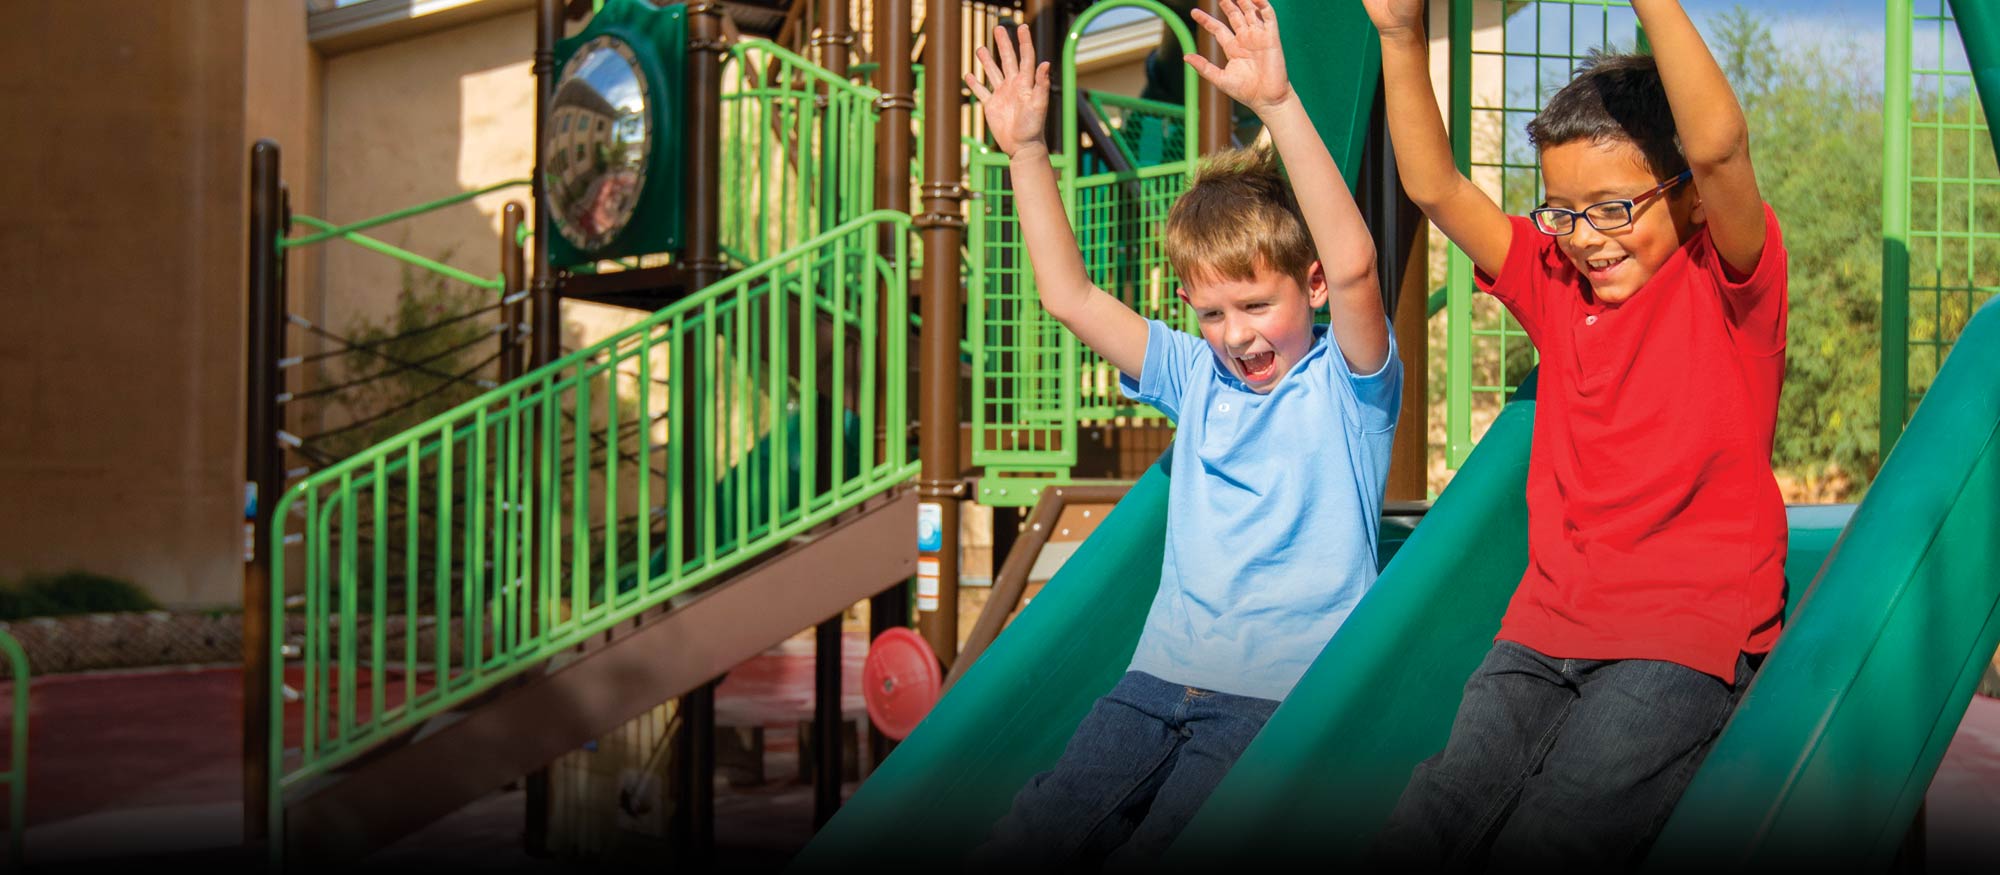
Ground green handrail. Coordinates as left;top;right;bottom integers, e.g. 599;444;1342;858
0;629;25;867
279;179;531;250
286;215;506;292
268;212;916;839
720;39;881;267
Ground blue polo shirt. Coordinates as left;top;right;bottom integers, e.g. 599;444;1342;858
1118;318;1401;701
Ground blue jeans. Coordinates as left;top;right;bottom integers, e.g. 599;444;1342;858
973;671;1279;868
1374;641;1756;869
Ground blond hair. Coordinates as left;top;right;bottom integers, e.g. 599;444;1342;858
1164;146;1316;286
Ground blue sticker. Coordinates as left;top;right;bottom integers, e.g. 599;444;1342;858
917;502;943;552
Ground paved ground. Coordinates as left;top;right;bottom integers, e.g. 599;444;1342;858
9;649;2000;869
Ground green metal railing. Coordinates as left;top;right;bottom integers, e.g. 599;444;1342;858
967;0;1199;504
1882;0;1998;454
720;39;881;267
279;181;530;292
1444;0;1639;467
0;630;24;867
267;212;915;832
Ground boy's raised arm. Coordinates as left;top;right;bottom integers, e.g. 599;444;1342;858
1187;0;1387;373
1632;0;1766;274
1362;0;1513;277
965;25;1150;379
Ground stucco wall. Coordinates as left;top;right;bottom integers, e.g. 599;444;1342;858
0;1;316;609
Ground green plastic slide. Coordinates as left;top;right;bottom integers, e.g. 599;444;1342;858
1646;299;2000;867
1168;302;2000;866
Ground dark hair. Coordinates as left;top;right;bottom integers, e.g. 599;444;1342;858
1527;52;1688;179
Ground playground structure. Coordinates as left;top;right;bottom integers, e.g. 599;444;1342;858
234;0;2000;867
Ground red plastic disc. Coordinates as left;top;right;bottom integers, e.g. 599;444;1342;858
862;627;942;740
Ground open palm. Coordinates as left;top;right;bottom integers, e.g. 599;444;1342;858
1186;0;1292;112
965;24;1050;157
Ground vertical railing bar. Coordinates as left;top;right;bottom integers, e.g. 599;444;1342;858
469;410;488;675
303;488;321;761
803;243;821;517
701;301;718;565
571;367;590;625
605;351;621;612
638;328;654;596
404;442;419;712
435;426;453;696
832;234;849;496
669;318;685;584
737;277;754;551
338;472;358;741
370;457;387;728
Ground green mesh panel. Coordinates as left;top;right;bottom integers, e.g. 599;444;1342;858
1899;2;1998;433
1445;0;1640;467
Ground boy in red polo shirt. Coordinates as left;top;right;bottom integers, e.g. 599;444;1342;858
1361;0;1786;866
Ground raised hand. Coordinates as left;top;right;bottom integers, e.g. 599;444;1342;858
1360;0;1427;39
1185;0;1293;114
964;24;1051;157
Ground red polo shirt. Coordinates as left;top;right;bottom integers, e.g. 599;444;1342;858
1476;205;1789;681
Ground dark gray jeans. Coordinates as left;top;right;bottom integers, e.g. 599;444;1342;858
1373;640;1756;870
972;670;1279;869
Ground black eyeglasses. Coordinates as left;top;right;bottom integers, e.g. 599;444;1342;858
1529;169;1693;236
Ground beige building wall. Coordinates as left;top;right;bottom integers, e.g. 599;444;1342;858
0;1;315;609
316;8;537;364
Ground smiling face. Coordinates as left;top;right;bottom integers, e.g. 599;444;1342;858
1539;138;1703;304
1178;261;1327;393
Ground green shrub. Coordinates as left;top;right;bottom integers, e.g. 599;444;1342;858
0;571;159;621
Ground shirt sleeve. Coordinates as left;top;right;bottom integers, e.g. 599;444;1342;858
1472;215;1550;343
1326;319;1402;435
1709;203;1788;356
1118;319;1207;423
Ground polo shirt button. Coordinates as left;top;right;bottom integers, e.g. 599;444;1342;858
1585;314;1598;325
1219;402;1231;413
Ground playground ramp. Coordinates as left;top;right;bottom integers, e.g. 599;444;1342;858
798;300;1999;868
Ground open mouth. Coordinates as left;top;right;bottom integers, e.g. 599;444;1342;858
1235;351;1278;383
1584;254;1628;279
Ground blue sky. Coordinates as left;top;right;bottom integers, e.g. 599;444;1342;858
1086;1;1900;85
1085;1;1887;48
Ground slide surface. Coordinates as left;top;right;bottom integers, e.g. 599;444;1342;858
1169;302;2000;865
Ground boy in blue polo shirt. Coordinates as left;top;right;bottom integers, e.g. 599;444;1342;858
963;1;1400;864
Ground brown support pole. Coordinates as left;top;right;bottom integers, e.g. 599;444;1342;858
1361;75;1431;502
812;0;853;830
917;0;966;669
1197;0;1233;154
1024;0;1067;152
243;139;284;845
523;4;562;852
532;0;562;369
678;2;728;858
867;0;917;769
1388;222;1430;501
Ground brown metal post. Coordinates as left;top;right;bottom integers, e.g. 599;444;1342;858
677;1;729;857
1388;223;1430;501
867;0;917;769
916;0;967;669
1024;0;1067;151
501;202;528;382
243;139;284;845
1197;0;1233;153
523;4;562;852
1362;77;1431;502
532;0;562;369
811;0;853;830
